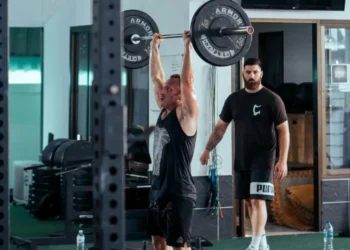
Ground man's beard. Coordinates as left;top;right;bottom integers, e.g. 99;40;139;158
244;78;261;90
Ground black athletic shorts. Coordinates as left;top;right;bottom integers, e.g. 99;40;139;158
146;196;195;248
235;168;275;200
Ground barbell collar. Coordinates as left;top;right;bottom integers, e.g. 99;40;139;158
219;26;254;36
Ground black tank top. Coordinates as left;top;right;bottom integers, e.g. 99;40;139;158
151;108;197;202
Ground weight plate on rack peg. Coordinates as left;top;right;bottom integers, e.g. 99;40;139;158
122;10;159;69
190;0;253;66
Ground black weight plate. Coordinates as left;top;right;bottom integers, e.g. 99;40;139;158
73;200;93;206
73;169;93;179
74;205;93;212
29;189;51;197
31;182;60;189
32;178;59;186
190;0;252;66
29;195;46;204
122;10;159;69
73;197;93;204
73;191;93;199
33;167;60;175
73;179;92;186
32;173;60;179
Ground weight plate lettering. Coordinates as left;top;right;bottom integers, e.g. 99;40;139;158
190;0;252;66
122;10;159;69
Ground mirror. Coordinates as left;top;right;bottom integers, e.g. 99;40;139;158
9;0;153;249
9;0;95;248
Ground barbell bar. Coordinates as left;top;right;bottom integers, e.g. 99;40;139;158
130;26;254;44
122;0;254;69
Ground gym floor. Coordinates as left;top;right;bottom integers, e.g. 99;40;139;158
9;235;350;250
10;205;350;250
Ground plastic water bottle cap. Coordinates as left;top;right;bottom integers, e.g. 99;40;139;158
79;230;83;234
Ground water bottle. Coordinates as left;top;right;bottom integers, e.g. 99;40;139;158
76;230;85;250
323;221;334;250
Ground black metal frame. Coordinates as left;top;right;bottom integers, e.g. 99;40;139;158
0;1;9;249
69;26;93;140
69;29;80;139
91;0;126;249
312;23;322;232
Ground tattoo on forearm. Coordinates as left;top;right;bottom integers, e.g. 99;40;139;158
205;127;226;151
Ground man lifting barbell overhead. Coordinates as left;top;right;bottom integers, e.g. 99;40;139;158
200;58;290;250
146;30;199;250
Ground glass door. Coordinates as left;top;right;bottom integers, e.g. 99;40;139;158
319;22;350;177
70;26;129;140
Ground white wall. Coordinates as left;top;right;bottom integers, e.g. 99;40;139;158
188;1;233;176
245;23;313;84
9;0;73;27
122;0;190;56
72;0;93;26
42;0;92;145
42;0;74;145
42;0;91;145
9;0;43;27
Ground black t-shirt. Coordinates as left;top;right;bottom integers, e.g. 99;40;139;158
219;87;288;171
151;108;197;202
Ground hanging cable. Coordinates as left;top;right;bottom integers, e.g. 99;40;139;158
207;65;223;218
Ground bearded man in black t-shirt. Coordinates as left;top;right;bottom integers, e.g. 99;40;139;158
200;58;290;250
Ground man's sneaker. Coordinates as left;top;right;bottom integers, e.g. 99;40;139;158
260;234;269;250
246;246;258;250
259;245;270;250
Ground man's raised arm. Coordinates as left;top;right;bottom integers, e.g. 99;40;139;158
180;30;198;118
150;34;165;109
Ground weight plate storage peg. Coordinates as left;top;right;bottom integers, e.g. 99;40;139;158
190;0;253;66
122;10;159;69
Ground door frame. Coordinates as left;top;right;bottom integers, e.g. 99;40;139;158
231;18;322;237
69;25;93;139
317;20;350;179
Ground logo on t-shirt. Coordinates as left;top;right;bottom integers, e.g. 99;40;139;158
253;104;262;116
153;127;170;176
176;237;184;244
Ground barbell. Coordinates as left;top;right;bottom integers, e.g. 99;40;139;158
122;0;253;69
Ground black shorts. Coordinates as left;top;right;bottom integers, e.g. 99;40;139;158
146;196;195;248
235;169;275;200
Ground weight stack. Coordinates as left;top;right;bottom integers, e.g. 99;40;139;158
27;167;61;220
73;168;93;213
60;167;93;223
